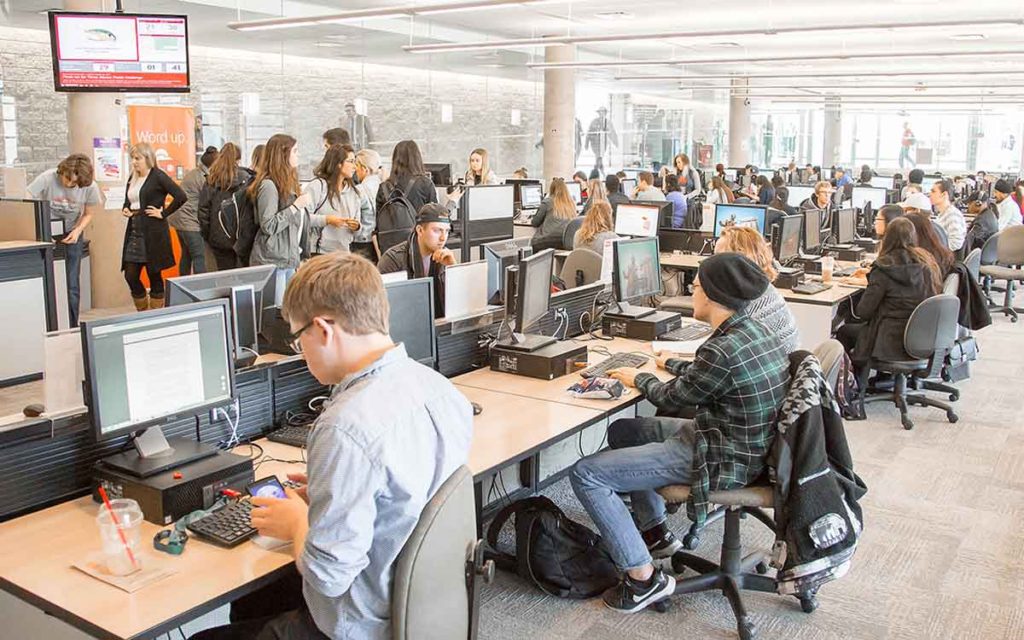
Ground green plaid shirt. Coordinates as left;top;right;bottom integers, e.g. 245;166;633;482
635;312;790;525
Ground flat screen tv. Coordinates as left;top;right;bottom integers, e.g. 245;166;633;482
48;11;190;92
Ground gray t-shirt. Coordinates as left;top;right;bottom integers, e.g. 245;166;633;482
27;169;101;228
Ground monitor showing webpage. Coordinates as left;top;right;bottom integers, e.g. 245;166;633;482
614;204;659;237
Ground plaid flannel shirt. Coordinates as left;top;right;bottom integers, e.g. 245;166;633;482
634;312;791;525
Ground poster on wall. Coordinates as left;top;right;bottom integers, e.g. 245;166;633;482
92;137;123;181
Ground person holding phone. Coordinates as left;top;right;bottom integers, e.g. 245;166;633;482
121;143;187;311
304;144;368;255
27;153;102;326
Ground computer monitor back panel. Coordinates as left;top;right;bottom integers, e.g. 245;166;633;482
466;184;515;221
869;176;892;189
787;186;815;206
803;208;822;252
444;260;490;318
565;181;583;205
483;237;531;304
386;278;436;366
615;203;660;237
775;215;803;262
713;203;767;237
850;187;887;211
426;163;452;187
837;208;857;244
516;249;555;332
231;285;258;357
613;237;661;303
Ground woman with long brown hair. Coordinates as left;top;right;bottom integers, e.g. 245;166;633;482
464;147;498;186
305;144;367;255
574;201;618;254
121;142;187;310
248;134;313;302
905;210;955;278
376;139;437;215
531;177;578;251
705;175;734;206
198;142;252;270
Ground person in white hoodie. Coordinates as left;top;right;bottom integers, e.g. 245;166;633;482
993;178;1023;231
304;144;370;255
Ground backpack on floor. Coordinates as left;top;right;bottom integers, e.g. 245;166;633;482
484;496;619;599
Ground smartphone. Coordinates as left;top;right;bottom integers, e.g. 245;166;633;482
247;476;287;500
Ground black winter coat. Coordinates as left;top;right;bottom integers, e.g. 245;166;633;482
121;168;187;272
197;168;255;251
852;261;935;364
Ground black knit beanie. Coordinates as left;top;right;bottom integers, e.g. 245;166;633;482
697;253;769;311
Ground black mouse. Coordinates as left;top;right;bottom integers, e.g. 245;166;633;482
471;402;483;416
23;403;45;418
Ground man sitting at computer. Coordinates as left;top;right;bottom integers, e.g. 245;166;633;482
634;171;667;202
377;203;455;316
570;253;790;614
191;253;473;640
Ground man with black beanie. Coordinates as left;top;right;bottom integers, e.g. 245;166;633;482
570;253;791;614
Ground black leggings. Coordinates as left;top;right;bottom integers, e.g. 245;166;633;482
124;262;165;299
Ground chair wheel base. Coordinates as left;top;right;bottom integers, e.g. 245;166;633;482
947;411;959;424
799;594;819;613
755;562;769;575
902;417;914;430
738;617;757;640
682;533;700;550
651;599;671;613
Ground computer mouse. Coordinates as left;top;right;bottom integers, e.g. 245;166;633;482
471;402;483;416
23;403;45;418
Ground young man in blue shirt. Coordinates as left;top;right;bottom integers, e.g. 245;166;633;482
192;253;473;640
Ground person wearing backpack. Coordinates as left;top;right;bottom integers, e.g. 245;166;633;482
304;144;368;256
375;140;437;256
198;142;253;271
377;203;454;317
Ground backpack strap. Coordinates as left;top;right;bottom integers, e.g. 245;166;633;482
484;501;521;573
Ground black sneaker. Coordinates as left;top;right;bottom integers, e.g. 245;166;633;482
602;569;676;613
646;529;683;559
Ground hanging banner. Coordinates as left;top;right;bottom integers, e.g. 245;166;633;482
126;104;196;280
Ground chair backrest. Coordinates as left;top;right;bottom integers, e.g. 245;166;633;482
995;225;1024;266
980;231;1000;266
931;220;949;251
942;272;960;295
812;339;845;393
561;216;585;250
963;247;982;283
392;466;475;640
903;294;960;361
558;248;603;288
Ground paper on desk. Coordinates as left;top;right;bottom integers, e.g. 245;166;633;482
73;553;178;593
650;339;704;360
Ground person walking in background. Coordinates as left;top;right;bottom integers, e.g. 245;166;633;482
900;122;916;169
173;145;218;275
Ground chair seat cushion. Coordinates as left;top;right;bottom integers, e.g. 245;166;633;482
874;359;929;372
657;484;774;508
979;265;1024;280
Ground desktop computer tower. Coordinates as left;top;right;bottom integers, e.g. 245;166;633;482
601;310;683;341
490;341;588;380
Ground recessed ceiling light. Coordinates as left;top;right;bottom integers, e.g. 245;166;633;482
479;63;506;68
594;11;634;20
473;52;501;60
950;33;986;41
709;42;742;48
315;42;348;48
323;34;349;42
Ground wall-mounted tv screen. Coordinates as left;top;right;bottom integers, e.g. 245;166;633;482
48;12;190;93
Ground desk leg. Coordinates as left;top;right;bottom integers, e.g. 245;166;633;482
518;455;541;495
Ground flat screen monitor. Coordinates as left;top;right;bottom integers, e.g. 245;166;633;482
870;176;892;189
920;176;939;192
615;203;660;237
515;248;554;333
723;169;738;181
482;237;531;305
713;203;767;237
821;168;833;180
803;207;822;253
620;178;637;195
520;183;543;209
565;181;583;205
613;237;661;303
425;163;451;187
444;260;489;318
385;277;436;368
465;184;514;221
82;300;234;441
787;185;815;206
48;11;189;92
836;208;857;244
774;215;803;263
850;187;887;211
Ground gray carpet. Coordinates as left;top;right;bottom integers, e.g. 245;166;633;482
478;313;1024;640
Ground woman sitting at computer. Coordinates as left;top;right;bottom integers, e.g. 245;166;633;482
574;201;618;255
705;176;735;206
531;178;578;251
581;178;608;215
464;148;499;186
755;175;775;207
663;174;689;229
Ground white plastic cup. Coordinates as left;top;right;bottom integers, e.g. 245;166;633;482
821;256;835;283
96;499;144;576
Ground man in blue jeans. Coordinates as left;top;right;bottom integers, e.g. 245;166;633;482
571;253;790;613
27;154;102;327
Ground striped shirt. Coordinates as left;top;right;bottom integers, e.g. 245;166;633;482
635;312;790;525
298;344;473;639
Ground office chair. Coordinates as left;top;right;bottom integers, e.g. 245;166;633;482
560;216;585;250
862;294;960;430
392;466;493;640
978;226;1024;323
964;247;982;284
931;221;950;251
558;248;602;288
979;231;1000;305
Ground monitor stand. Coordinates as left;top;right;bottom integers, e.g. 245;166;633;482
605;302;656;320
100;427;219;478
495;332;557;353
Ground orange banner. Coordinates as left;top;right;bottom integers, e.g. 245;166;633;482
126;105;196;281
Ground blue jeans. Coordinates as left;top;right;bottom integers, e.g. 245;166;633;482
571;417;695;571
64;238;84;328
177;230;207;275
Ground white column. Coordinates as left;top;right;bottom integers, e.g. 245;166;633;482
823;96;842;168
728;78;751;166
543;45;576;180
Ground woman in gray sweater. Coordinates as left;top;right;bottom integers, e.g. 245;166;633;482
574;200;619;254
531;178;579;251
304;144;369;255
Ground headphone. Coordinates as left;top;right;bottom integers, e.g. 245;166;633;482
153;528;188;555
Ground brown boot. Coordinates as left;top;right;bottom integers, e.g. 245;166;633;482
132;295;149;312
149;296;165;310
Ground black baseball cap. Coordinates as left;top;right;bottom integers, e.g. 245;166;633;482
416;203;451;225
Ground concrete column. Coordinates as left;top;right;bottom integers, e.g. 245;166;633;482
728;78;751;166
66;0;131;309
823;95;842;168
543;44;576;180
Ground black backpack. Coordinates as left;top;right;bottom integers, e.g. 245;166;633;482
232;186;260;267
212;174;255;252
485;496;619;599
375;179;418;255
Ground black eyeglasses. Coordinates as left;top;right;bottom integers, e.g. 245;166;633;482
288;318;334;353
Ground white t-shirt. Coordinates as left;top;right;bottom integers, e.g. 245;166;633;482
26;168;101;228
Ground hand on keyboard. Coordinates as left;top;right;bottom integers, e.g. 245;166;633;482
606;367;642;389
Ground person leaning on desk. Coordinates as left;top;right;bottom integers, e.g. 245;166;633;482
569;254;791;614
377;203;455;316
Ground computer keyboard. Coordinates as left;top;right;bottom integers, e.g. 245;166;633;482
187;500;257;548
659;322;713;342
792;281;834;295
579;352;649;379
267;425;311;448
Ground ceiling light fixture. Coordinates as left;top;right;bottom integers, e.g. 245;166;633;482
594;11;634;20
950;33;987;41
617;68;1024;81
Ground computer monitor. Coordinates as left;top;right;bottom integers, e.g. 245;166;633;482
498;248;556;352
850;187;887;211
713;203;767;237
425;163;452;187
803;207;822;254
773;215;803;263
565;181;583;205
519;183;543;209
610;237;661;319
614;203;660;237
869;176;892;189
620;178;637;195
787;185;815;206
385;277;437;368
464;184;515;221
724;168;738;181
836;207;857;244
920;176;939;192
482;237;532;304
821;168;833;180
166;265;276;365
82;300;236;477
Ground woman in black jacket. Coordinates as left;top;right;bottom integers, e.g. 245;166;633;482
376;140;437;215
198;142;253;270
121;143;187;311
